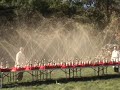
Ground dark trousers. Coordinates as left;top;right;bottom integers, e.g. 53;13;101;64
17;72;24;81
114;66;120;72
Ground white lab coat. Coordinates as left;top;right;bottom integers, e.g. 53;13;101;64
111;50;119;62
15;51;26;67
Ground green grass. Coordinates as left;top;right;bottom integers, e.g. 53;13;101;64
1;67;120;90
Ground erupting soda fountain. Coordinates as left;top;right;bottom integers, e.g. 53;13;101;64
5;61;9;68
0;62;3;68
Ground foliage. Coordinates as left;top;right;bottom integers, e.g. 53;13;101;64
0;0;120;40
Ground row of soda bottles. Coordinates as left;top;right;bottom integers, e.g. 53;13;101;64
0;59;119;69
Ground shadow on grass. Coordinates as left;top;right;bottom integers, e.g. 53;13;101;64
3;73;120;88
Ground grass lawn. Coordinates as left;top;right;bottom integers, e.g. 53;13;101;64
1;67;120;90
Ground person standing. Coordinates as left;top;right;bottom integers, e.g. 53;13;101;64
15;47;26;81
111;46;120;72
111;46;119;62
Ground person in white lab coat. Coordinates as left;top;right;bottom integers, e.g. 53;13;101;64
111;46;120;72
15;47;26;81
111;46;119;62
